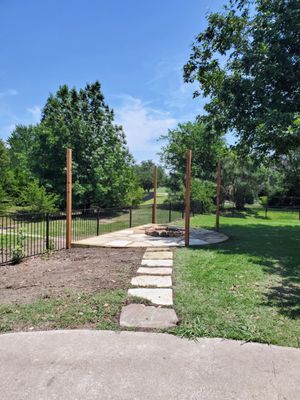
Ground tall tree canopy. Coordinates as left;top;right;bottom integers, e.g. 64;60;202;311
8;81;136;208
160;121;225;190
135;160;167;192
184;0;300;156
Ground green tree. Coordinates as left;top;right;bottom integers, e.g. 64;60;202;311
29;81;134;208
184;0;300;156
7;125;36;198
160;121;225;190
168;178;215;213
135;160;167;192
222;153;261;209
279;148;300;197
20;180;59;213
0;139;16;201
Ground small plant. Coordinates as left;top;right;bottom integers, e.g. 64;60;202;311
11;229;26;264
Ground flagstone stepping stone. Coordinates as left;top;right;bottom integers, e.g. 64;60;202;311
143;251;173;260
137;267;172;275
131;275;172;288
128;288;173;306
141;259;173;267
107;240;132;247
144;247;172;252
120;304;178;328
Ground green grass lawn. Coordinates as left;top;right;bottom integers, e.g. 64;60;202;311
0;290;126;332
141;187;169;205
171;207;300;348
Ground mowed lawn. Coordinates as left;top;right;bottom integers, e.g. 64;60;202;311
172;208;300;348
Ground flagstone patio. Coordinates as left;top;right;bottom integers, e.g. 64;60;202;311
72;224;228;248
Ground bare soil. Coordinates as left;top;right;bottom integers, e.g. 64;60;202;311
0;248;144;304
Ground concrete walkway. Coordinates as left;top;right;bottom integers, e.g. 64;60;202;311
0;330;299;400
72;224;228;248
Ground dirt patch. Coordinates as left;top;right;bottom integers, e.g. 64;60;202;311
0;248;144;304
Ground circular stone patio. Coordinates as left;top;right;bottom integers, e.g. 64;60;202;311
72;224;228;248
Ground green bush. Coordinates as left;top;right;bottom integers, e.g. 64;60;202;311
168;178;215;213
11;229;26;264
21;180;59;213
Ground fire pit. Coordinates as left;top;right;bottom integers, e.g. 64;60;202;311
145;225;184;238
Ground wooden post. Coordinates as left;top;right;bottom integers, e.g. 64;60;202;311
185;150;192;246
66;148;72;249
152;166;157;224
216;160;221;232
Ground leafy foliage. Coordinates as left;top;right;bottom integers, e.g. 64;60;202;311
160;121;225;190
11;229;26;264
184;0;300;156
20;180;59;213
135;160;167;192
168;178;215;213
7;82;135;209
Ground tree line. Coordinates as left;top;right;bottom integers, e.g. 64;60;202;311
0;82;167;213
159;0;300;210
1;0;299;213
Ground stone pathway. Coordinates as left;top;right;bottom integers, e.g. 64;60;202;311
120;248;179;329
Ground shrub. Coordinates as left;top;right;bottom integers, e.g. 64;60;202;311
21;180;59;213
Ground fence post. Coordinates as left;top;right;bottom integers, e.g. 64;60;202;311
152;166;157;224
181;203;184;219
96;208;100;236
216;160;221;232
185;149;192;247
66;148;72;249
169;202;172;223
129;206;132;228
46;212;50;250
265;206;268;219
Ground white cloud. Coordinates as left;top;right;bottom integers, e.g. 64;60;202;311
27;105;42;123
0;89;18;98
114;95;178;161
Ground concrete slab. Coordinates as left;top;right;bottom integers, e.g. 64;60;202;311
128;288;173;305
141;259;173;267
131;275;172;288
120;304;178;328
143;251;173;259
137;267;172;275
0;330;299;400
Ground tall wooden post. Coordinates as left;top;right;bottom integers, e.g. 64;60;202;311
66;148;72;249
216;160;221;232
152;166;157;224
185;150;192;246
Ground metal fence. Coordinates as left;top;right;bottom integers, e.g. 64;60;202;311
0;211;67;265
0;202;186;265
72;203;185;241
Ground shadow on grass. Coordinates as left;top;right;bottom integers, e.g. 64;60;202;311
221;208;269;220
191;223;300;319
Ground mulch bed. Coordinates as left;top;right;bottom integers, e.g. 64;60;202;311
0;248;144;304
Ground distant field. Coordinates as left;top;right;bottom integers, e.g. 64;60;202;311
141;187;168;205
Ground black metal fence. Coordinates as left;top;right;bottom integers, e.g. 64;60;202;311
0;202;187;265
0;211;67;265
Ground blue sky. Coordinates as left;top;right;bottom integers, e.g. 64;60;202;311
0;0;226;162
